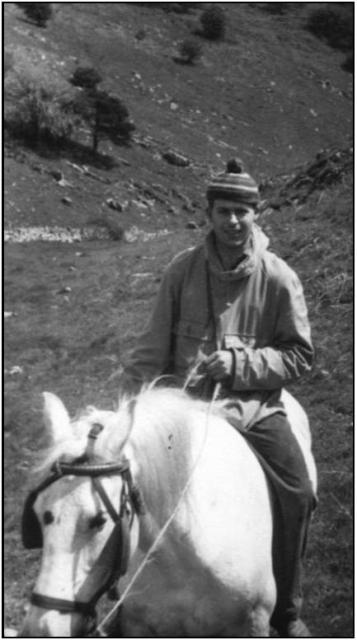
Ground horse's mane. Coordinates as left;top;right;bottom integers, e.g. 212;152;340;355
35;386;231;482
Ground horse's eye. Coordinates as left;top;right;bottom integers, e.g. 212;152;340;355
89;513;106;530
43;510;54;525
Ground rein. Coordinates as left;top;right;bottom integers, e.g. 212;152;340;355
94;383;221;636
27;424;143;624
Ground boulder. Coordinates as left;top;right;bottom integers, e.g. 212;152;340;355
162;150;190;167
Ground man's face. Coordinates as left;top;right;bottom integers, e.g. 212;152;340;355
208;198;257;250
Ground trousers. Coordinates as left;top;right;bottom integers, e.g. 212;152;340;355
239;413;315;629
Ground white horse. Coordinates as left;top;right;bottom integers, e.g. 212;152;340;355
19;386;317;637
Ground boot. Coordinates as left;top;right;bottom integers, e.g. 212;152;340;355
277;618;311;638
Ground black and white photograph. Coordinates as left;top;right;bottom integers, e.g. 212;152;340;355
3;2;353;637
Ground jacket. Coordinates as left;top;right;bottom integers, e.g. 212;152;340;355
121;225;314;429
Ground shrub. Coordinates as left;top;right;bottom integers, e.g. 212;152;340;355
200;5;225;40
4;50;14;76
17;3;52;27
177;38;202;64
260;3;290;15
341;52;353;74
4;63;78;145
70;66;103;91
306;8;354;52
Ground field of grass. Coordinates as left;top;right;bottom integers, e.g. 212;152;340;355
4;2;353;637
4;177;353;636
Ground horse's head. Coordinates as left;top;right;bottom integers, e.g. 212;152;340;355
20;392;141;637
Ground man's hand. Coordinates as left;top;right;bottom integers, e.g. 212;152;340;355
205;350;234;382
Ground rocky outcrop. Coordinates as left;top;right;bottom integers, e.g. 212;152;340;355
260;145;353;210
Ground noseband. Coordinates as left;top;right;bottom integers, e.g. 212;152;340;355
25;423;144;620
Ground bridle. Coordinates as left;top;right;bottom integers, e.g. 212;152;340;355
24;423;144;628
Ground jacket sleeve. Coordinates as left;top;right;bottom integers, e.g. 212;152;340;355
120;265;179;394
231;270;314;391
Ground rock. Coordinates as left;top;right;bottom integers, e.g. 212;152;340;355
32;164;44;173
106;198;123;212
61;197;72;206
49;169;63;181
186;221;199;229
124;226;140;243
170;102;179;111
8;366;24;376
58;178;73;188
57;286;72;295
162;151;190;167
135;29;146;40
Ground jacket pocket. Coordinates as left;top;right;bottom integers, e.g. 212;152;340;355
224;333;256;349
173;319;214;372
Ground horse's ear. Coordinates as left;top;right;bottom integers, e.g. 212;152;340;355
42;392;71;442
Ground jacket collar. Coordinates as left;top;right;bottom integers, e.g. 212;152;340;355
204;224;269;281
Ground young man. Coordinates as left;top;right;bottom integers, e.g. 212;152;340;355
121;159;315;637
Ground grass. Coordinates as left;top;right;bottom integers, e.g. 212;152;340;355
3;2;353;636
4;181;353;636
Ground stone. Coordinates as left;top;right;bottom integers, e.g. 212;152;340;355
57;286;72;295
49;169;63;181
162;151;190;167
106;198;123;212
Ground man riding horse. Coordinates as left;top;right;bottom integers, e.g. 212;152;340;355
120;158;316;638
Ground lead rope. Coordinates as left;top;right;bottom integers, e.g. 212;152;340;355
94;382;221;637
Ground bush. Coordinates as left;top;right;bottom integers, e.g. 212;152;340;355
4;50;14;76
70;67;103;90
200;5;225;40
260;3;290;15
17;3;52;27
306;8;354;52
177;38;202;64
341;52;353;74
4;63;78;145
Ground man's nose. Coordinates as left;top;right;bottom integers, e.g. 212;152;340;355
228;212;240;225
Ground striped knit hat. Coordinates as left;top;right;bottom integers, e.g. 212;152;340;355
206;158;260;205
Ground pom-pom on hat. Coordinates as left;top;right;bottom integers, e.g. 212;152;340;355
206;158;260;205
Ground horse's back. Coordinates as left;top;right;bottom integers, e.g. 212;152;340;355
281;389;318;493
124;397;276;636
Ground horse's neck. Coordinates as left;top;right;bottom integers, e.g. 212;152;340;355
129;406;202;535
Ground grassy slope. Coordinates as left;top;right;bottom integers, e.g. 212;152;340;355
4;3;353;637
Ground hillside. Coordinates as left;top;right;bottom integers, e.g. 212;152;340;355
4;2;353;232
4;2;353;638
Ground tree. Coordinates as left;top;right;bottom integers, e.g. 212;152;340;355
73;88;135;152
70;66;135;152
200;5;225;40
17;3;53;27
70;67;103;91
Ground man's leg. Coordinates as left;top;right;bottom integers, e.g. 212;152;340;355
243;413;315;638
